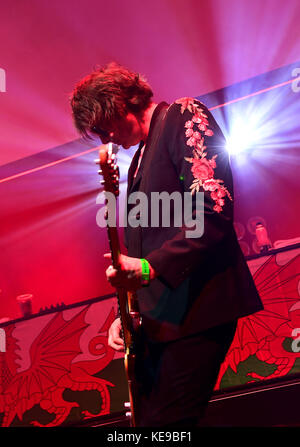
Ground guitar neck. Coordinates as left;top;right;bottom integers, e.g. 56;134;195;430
106;224;135;347
107;225;121;268
97;143;140;427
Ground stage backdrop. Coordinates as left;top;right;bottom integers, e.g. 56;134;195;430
0;243;299;427
1;60;299;321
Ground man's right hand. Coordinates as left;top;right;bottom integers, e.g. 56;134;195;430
108;318;125;351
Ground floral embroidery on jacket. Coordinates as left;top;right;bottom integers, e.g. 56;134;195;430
175;97;232;213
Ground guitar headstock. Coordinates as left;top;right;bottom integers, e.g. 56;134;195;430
97;143;120;197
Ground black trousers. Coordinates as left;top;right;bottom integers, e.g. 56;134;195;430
134;321;237;427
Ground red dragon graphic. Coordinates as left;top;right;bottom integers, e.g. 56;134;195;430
0;305;116;426
215;252;300;389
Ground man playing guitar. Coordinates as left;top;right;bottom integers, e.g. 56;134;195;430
70;62;263;427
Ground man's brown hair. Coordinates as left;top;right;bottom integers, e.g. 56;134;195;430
70;62;153;138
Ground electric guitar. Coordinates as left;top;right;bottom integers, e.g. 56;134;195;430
96;143;141;427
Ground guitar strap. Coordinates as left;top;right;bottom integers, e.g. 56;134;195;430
124;103;169;255
139;103;169;192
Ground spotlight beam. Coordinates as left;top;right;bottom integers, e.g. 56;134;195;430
210;78;298;111
1;76;299;182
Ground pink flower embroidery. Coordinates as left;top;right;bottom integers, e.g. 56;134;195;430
187;136;197;147
202;179;219;191
192;116;201;124
185;128;194;138
213;204;223;213
185;120;194;128
191;158;214;181
177;97;232;213
192;131;201;140
211;189;226;200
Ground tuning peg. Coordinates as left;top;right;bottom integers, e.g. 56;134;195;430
100;180;105;185
94;159;100;164
98;169;103;175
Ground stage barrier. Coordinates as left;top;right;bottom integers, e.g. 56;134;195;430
0;243;299;427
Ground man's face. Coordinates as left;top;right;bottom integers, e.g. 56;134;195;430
94;113;143;149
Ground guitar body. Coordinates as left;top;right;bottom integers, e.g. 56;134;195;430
97;143;141;427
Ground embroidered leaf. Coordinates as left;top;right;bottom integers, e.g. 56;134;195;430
175;97;196;114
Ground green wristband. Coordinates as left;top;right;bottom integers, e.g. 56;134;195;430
141;258;150;286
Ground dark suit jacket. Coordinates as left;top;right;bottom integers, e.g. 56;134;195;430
124;99;263;343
